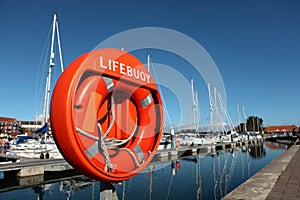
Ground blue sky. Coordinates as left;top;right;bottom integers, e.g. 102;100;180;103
0;0;299;127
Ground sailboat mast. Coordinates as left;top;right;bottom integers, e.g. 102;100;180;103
252;117;255;132
208;83;213;133
42;13;64;124
237;103;241;132
191;78;195;106
147;54;151;72
218;91;225;132
43;13;57;124
242;105;247;132
191;78;198;134
213;86;218;133
195;89;199;133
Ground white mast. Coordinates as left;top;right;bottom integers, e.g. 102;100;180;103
195;89;199;133
218;91;225;132
191;78;195;105
242;105;247;132
252;117;255;133
43;13;64;124
191;78;198;134
147;54;151;72
237;103;241;132
207;83;213;133
213;86;218;133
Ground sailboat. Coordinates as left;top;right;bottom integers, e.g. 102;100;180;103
6;13;63;159
175;78;206;146
190;78;206;146
207;84;237;144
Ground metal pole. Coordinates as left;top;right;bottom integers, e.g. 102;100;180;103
100;182;119;200
44;13;57;123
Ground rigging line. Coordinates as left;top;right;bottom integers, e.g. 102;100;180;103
34;25;53;119
218;94;236;132
35;49;50;111
149;56;173;129
218;95;229;131
55;21;64;72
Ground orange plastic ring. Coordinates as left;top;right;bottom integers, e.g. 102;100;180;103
50;48;163;182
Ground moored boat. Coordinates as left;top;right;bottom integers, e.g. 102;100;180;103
6;135;63;159
5;13;64;159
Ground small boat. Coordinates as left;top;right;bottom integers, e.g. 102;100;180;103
6;135;63;159
5;136;63;160
217;134;231;144
202;136;218;145
158;135;172;150
176;133;205;146
192;137;205;146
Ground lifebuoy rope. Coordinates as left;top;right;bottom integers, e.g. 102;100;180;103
76;94;141;172
101;94;115;140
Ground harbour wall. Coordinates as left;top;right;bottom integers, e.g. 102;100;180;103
222;140;300;200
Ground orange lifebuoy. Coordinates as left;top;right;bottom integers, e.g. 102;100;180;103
50;48;163;182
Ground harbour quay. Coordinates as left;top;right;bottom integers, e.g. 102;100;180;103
0;137;294;199
155;138;263;160
0;138;263;179
223;140;300;200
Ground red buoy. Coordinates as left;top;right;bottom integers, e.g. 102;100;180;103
50;48;163;182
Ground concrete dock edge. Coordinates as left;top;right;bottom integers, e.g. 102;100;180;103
222;143;300;200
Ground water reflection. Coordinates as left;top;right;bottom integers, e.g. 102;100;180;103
248;143;266;158
116;142;286;200
0;142;288;200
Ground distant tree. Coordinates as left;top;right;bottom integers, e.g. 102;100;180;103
236;123;247;132
246;116;263;132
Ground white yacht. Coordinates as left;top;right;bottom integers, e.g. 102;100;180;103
6;135;63;159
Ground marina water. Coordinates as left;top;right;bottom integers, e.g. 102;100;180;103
0;141;288;200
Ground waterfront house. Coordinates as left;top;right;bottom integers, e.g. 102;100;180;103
0;117;18;139
264;125;298;137
0;116;42;140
